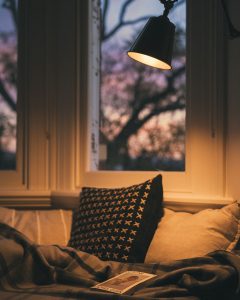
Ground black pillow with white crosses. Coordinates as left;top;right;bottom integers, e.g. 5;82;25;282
68;175;163;263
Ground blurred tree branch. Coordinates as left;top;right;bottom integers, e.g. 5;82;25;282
114;66;185;142
0;80;16;112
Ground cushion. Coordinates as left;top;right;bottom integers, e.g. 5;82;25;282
145;201;240;263
0;207;72;246
68;175;163;262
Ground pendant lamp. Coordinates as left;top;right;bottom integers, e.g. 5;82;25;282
127;0;177;70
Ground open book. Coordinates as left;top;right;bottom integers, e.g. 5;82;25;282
92;271;156;294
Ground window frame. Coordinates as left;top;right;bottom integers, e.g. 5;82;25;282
0;0;82;206
0;0;54;206
77;0;231;205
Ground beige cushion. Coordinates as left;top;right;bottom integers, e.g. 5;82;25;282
145;202;240;263
0;207;72;246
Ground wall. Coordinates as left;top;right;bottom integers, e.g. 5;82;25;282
227;0;240;199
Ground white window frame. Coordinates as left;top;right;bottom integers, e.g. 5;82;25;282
77;0;232;206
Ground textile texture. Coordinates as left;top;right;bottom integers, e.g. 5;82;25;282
0;223;240;299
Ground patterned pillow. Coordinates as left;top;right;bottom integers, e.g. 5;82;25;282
68;175;163;263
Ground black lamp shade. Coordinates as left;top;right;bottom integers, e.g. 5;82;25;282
128;15;175;70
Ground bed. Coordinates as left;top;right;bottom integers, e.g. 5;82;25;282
0;174;240;300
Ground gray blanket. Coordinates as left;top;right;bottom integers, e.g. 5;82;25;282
0;223;240;300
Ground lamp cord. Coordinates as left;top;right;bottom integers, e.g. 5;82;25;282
221;0;240;39
159;0;178;17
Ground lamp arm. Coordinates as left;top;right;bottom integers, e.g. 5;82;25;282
159;0;178;17
221;0;240;39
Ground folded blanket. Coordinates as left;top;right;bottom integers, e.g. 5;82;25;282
0;222;240;300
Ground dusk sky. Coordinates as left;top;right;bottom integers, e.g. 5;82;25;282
101;0;186;45
0;0;16;33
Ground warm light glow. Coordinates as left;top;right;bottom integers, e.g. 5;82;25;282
128;52;171;70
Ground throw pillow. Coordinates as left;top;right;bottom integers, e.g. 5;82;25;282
145;201;240;263
68;175;163;262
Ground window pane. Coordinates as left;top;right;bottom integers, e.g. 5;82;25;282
0;0;18;170
95;0;185;171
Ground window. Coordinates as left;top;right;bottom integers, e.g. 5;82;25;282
0;0;18;170
78;0;228;204
0;0;229;206
0;0;59;201
96;0;186;172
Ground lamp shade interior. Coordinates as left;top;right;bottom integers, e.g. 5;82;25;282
128;52;172;69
